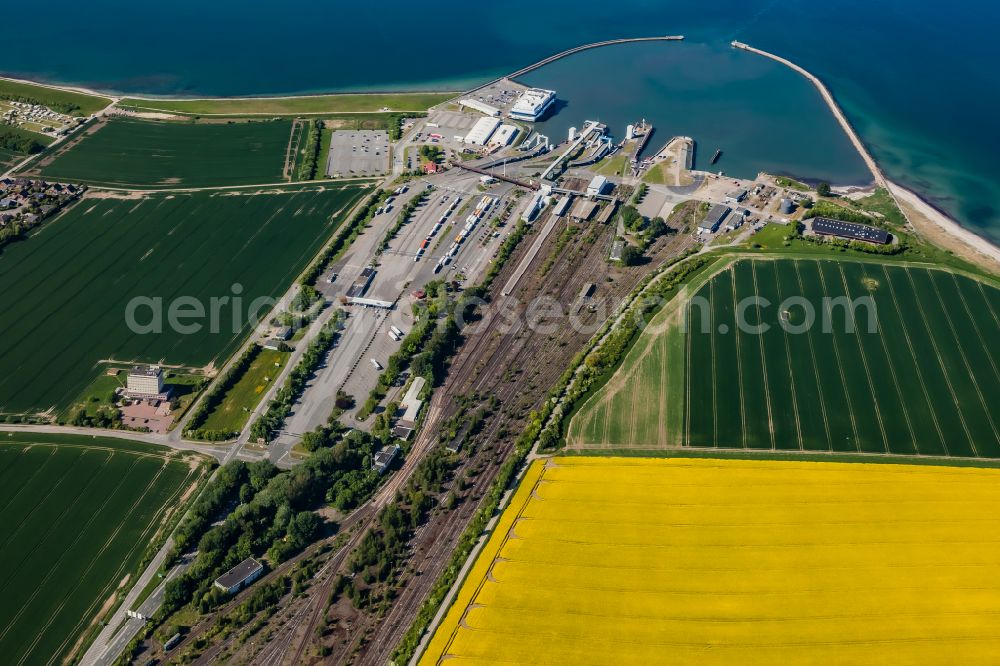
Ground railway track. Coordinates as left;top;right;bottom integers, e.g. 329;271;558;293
183;217;690;666
350;220;674;664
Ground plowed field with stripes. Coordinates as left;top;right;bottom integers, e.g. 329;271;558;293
569;258;1000;457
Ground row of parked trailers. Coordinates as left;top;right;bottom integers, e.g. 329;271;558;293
432;195;496;273
414;195;462;262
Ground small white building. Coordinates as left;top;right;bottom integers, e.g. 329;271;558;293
464;117;501;146
587;175;611;197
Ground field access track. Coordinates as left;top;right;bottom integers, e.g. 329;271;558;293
570;258;1000;458
421;456;1000;665
0;432;204;666
0;183;369;414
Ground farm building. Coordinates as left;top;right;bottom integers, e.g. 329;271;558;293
811;217;890;244
464;117;501;146
214;558;264;595
698;204;731;234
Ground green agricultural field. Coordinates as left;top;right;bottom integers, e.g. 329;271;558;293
569;257;1000;458
199;348;290;434
117;91;455;116
0;78;112;116
0;431;207;665
0;183;370;415
31;118;298;187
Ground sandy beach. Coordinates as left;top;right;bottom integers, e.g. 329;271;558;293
889;181;1000;271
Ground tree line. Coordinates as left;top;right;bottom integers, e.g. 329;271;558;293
249;310;345;442
0;129;45;154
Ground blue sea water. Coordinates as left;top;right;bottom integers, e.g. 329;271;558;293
3;0;998;241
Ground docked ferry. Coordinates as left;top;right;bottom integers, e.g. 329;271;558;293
508;88;557;122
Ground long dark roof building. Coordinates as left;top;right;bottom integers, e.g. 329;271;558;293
811;216;890;244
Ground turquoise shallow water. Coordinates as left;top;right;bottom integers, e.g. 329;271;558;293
1;0;997;242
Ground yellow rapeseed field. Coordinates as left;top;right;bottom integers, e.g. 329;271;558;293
420;457;1000;665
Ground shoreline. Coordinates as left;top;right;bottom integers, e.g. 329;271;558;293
5;45;1000;271
732;40;1000;271
0;73;459;103
888;180;1000;268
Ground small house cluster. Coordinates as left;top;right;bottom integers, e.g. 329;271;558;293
0;177;83;230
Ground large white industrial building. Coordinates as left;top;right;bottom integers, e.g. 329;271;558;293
464;117;501;146
488;124;519;148
459;99;500;117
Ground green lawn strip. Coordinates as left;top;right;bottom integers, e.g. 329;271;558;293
0;78;112;116
117;92;454;116
557;446;1000;468
198;349;290;434
594;154;629;177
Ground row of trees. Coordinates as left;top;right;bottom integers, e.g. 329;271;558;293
378;190;429;253
0;129;45;154
356;307;461;420
296;119;323;180
162;427;382;616
185;344;263;440
300;189;389;287
337;446;455;609
0;93;81;115
249;310;344;442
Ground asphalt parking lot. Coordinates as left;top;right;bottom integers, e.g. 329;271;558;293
327;129;390;177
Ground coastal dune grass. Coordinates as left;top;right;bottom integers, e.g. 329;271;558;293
0;183;369;414
569;257;1000;457
0;432;205;666
422;456;1000;665
117;91;455;116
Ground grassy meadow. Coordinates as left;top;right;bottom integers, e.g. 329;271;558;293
0;432;206;665
0;78;112;116
569;257;1000;457
422;456;1000;664
0;183;370;415
33;118;295;188
198;348;290;434
117;91;454;116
